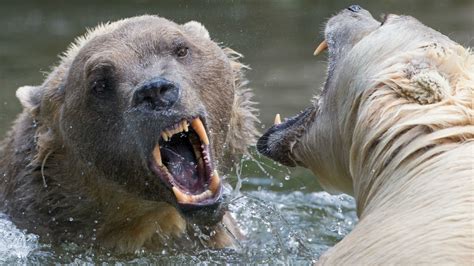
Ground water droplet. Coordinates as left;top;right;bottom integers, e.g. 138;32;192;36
68;217;74;222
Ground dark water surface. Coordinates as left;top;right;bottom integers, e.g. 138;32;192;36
0;0;472;263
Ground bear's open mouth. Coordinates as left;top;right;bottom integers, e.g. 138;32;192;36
149;117;222;208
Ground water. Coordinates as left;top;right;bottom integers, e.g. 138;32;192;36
0;0;472;264
0;191;356;264
1;152;357;264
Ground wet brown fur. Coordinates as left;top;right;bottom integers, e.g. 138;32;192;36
0;16;258;252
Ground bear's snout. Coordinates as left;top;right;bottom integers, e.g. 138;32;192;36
132;77;181;111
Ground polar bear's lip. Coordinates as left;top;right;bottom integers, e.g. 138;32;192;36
257;107;317;167
149;117;222;207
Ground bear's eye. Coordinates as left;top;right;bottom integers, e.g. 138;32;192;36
87;63;115;98
175;46;189;58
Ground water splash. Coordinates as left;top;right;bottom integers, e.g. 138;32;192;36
0;190;356;264
0;151;357;263
0;213;43;264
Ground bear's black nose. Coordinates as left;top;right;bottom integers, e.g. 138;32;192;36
347;4;362;12
133;78;180;110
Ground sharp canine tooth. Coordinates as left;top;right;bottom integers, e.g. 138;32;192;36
191;118;209;145
161;132;168;141
313;40;328;56
274;114;281;125
152;145;163;166
183;121;189;132
209;170;221;193
172;187;194;203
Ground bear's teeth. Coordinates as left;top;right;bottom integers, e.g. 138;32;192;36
179;122;185;133
172;187;214;204
172;187;193;203
274;113;281;125
159;118;207;143
191;118;209;145
161;132;169;142
152;145;163;166
169;128;177;137
182;120;189;132
314;39;328;56
193;190;213;201
208;170;221;194
161;120;189;141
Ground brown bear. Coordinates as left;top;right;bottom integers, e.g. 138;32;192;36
0;15;258;253
258;5;473;265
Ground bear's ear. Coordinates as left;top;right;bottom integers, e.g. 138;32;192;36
183;21;210;40
16;85;43;115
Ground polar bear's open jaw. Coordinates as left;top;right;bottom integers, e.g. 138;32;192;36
150;116;222;209
257;6;382;166
257;6;421;168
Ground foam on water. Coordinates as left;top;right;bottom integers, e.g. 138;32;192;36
0;213;44;264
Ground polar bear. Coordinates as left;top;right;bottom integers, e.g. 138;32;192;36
258;5;473;264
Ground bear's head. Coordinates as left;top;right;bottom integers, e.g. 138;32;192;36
16;16;258;224
258;6;472;198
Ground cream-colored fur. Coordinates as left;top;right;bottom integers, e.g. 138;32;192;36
291;17;473;264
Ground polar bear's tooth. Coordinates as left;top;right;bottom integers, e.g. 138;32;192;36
274;114;281;125
191;118;209;145
314;40;328;56
152;145;163;166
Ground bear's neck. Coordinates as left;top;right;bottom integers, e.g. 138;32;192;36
349;88;472;218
